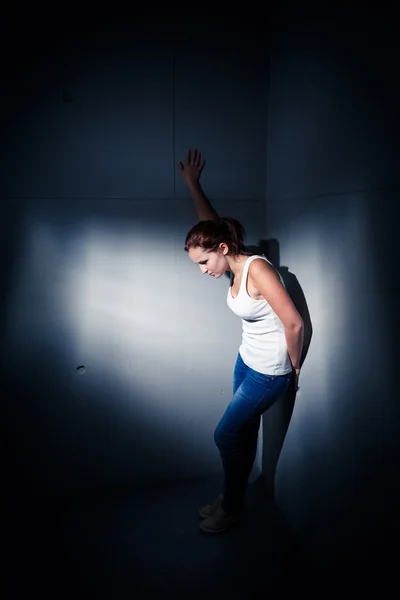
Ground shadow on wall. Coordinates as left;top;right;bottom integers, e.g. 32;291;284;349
247;238;313;498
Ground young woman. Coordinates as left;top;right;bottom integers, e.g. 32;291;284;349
178;149;304;534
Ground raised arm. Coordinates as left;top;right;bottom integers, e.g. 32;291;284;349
177;149;219;222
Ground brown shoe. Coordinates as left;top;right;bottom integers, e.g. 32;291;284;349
198;493;223;519
199;506;239;534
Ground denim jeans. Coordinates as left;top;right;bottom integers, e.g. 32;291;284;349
214;352;292;515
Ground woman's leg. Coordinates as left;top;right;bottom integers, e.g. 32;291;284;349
242;414;261;484
214;366;291;516
233;352;247;395
228;352;257;505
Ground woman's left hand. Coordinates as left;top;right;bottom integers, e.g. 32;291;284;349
293;367;300;392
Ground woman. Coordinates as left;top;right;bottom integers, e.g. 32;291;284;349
178;149;304;534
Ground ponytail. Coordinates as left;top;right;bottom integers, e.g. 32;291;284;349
184;217;246;255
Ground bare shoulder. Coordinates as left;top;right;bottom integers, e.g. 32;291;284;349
248;258;280;282
248;257;302;327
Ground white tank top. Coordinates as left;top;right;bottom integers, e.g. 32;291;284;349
226;255;292;376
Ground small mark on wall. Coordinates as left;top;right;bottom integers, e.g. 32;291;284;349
76;365;86;375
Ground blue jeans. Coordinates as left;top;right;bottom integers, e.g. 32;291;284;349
214;352;292;515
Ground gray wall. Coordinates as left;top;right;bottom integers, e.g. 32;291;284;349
2;8;398;572
0;19;269;496
265;2;399;568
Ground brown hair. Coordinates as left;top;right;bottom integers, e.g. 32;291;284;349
184;217;246;256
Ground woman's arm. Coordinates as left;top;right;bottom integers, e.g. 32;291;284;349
177;149;219;222
249;259;304;381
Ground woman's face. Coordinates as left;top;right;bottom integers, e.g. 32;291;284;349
188;245;229;278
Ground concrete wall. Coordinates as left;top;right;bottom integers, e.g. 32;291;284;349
3;9;398;573
265;2;399;567
0;18;269;496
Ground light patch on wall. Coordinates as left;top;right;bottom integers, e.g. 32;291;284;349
276;197;377;417
64;220;229;377
3;212;237;478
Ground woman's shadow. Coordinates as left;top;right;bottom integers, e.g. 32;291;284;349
244;238;313;501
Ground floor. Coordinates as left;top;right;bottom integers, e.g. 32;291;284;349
3;476;324;599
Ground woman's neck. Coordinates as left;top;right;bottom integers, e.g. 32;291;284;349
226;254;249;276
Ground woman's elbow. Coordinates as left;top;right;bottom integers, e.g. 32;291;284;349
285;316;304;332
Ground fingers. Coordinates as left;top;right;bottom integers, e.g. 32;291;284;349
187;148;200;165
189;148;199;166
182;149;206;170
189;149;204;167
